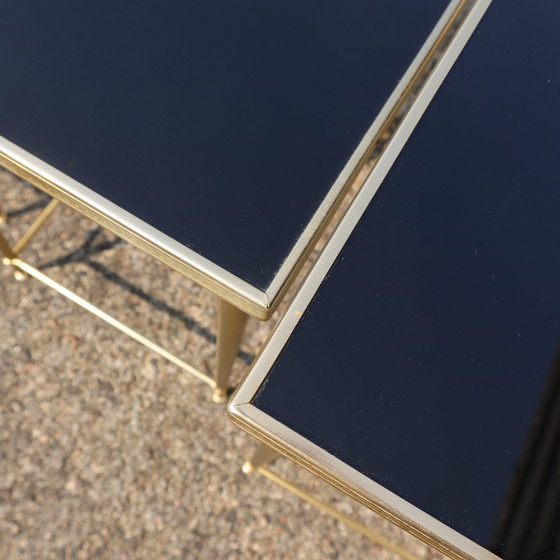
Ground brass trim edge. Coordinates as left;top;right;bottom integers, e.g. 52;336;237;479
230;405;496;560
264;0;472;313
0;146;269;319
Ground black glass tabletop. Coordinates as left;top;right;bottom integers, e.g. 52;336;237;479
0;0;449;292
241;0;560;557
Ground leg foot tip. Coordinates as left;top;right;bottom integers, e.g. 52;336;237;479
212;388;227;403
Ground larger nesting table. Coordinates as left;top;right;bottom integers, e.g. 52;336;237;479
229;0;560;557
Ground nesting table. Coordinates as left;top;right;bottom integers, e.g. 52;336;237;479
0;0;466;400
229;0;560;558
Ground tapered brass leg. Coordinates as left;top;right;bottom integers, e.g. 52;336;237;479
0;206;7;223
242;441;280;473
0;230;16;263
213;297;249;403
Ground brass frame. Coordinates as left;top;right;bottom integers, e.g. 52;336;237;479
0;0;469;322
0;200;245;401
229;2;497;559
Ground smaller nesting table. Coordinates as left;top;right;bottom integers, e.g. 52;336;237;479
0;0;459;399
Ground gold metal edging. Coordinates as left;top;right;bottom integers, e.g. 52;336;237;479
263;0;473;314
0;149;269;319
230;404;496;560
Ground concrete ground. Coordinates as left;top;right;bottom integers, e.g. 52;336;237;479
0;169;445;560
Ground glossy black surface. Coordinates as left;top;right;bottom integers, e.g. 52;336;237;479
0;1;449;290
253;1;560;556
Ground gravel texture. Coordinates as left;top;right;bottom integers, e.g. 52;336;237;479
0;170;445;560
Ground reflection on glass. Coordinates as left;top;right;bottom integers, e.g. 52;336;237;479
489;348;560;559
